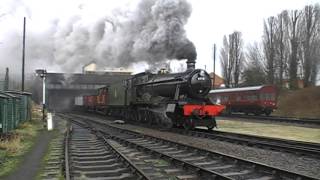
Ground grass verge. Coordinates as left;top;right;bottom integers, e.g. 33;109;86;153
36;130;64;180
217;119;320;143
0;105;44;177
36;116;67;180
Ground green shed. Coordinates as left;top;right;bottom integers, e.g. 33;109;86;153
0;94;9;133
5;91;32;122
0;92;15;131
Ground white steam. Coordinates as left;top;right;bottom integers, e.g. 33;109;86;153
0;0;196;74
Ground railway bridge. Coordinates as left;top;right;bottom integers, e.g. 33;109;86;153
35;72;131;112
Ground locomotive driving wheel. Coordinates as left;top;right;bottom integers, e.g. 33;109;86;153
207;125;214;131
183;119;195;130
265;110;272;116
207;118;216;131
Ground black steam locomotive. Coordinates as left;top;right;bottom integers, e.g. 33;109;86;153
79;60;224;130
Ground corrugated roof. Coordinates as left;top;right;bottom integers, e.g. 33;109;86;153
0;93;8;98
45;73;132;85
0;92;18;98
209;85;264;93
5;91;32;95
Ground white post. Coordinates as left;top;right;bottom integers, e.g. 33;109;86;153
42;76;46;105
42;75;47;128
47;113;53;130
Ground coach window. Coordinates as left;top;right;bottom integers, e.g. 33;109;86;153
252;95;257;100
223;96;228;101
269;93;275;100
265;93;271;100
271;94;275;100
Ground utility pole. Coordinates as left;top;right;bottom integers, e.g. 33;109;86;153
4;67;9;91
22;17;26;91
212;44;216;89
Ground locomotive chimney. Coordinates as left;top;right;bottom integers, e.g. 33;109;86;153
186;59;195;70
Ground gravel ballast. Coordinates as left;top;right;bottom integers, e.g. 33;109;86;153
77;114;320;179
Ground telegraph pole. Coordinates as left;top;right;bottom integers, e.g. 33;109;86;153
22;17;26;91
212;44;216;89
4;67;9;91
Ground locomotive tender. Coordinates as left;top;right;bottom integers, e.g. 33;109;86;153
77;60;225;130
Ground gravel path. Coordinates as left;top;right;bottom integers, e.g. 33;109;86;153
4;130;54;180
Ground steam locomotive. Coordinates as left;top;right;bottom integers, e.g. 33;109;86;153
76;60;225;130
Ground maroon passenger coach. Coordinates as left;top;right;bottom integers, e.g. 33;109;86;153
209;85;277;116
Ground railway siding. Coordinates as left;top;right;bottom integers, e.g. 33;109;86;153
62;114;319;179
62;113;320;179
171;128;320;158
220;114;320;127
65;123;148;179
70;120;218;179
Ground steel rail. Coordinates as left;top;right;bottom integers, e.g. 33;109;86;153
220;114;320;126
62;114;318;180
171;128;320;158
70;119;151;180
61;113;320;158
104;131;232;180
64;123;71;180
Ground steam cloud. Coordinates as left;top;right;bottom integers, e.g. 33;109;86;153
0;0;196;74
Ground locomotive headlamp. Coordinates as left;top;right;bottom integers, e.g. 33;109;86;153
199;70;205;77
197;70;206;81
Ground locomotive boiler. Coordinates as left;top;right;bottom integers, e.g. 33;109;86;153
135;68;212;99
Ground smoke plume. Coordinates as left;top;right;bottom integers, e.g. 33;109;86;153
0;0;196;74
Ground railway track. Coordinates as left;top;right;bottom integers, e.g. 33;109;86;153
64;121;149;180
220;114;320;126
88;112;320;158
61;113;318;180
172;128;320;158
65;112;320;158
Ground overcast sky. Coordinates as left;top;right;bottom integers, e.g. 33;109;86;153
0;0;319;76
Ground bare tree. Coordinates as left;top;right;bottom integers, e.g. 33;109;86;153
310;37;320;84
220;35;232;87
243;42;266;86
274;11;291;88
230;31;244;87
220;31;244;88
263;17;277;85
300;4;320;87
288;10;302;89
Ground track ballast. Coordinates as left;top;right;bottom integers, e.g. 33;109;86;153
61;113;318;180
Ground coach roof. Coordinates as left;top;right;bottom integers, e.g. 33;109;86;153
209;85;270;94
